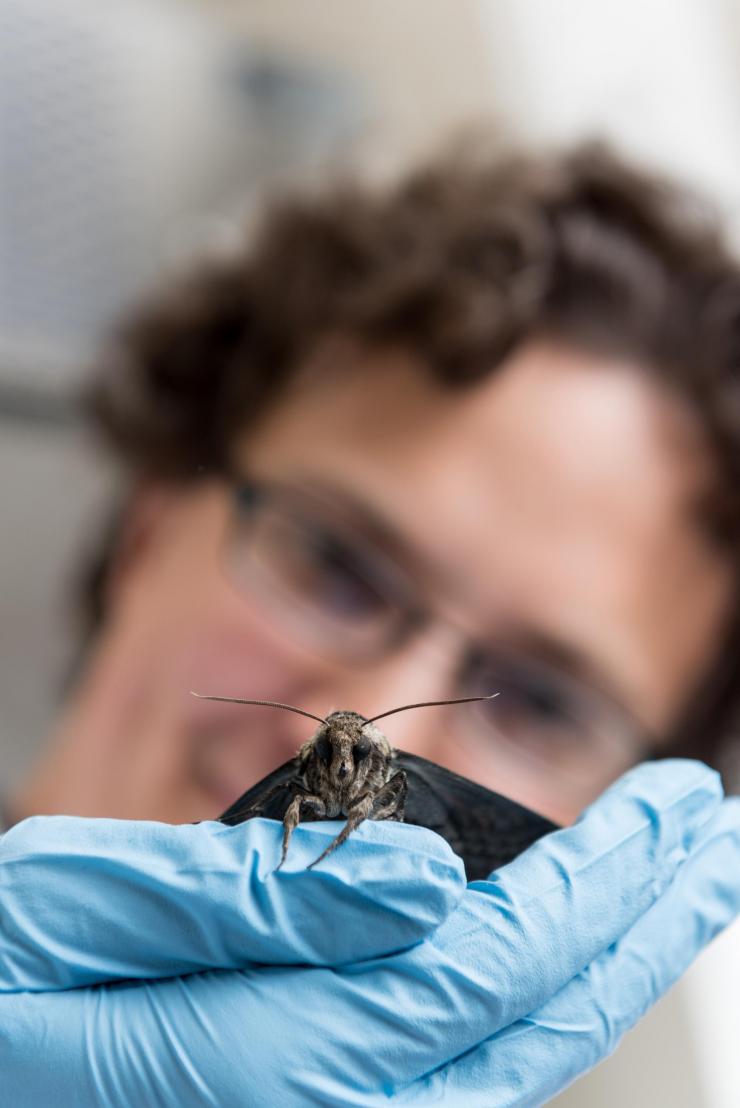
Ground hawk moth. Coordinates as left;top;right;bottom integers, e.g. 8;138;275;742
193;693;558;879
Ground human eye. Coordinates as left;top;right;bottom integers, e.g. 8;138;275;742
466;652;589;763
296;525;394;619
244;500;397;626
469;651;571;721
501;673;573;726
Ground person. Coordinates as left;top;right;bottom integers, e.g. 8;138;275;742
2;141;740;1104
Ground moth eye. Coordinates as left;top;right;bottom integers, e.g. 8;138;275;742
354;735;371;761
315;737;332;764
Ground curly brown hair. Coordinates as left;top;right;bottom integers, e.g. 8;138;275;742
86;142;740;773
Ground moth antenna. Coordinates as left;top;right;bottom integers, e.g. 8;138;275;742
190;693;328;726
363;692;499;727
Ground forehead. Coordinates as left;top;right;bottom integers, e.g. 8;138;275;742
238;337;733;734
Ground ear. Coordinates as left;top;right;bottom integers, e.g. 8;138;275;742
103;482;183;610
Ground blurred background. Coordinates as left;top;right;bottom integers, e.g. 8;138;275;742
2;1;740;1103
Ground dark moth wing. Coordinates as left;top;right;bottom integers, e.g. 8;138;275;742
218;757;300;826
395;750;557;880
218;749;557;880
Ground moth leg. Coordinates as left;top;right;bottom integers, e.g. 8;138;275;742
371;770;408;822
278;792;326;870
307;793;375;870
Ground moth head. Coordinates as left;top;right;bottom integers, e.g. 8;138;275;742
317;710;383;787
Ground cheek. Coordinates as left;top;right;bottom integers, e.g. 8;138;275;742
116;500;318;699
175;600;325;715
413;725;603;827
112;545;325;742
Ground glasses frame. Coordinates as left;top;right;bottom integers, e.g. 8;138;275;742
222;475;660;792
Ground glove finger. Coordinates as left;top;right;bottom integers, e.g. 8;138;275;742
189;760;723;1096
2;800;737;1108
467;758;723;1002
392;798;740;1107
0;814;464;992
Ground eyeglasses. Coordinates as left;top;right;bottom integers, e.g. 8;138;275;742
222;478;655;809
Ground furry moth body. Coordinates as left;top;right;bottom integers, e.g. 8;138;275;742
191;693;497;868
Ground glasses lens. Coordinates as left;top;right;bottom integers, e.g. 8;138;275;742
462;650;644;798
227;491;410;659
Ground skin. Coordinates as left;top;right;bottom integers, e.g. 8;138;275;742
10;338;735;826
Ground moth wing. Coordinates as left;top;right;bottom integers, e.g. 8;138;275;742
394;749;558;880
218;757;300;826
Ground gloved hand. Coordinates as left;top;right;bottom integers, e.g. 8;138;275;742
1;759;739;1107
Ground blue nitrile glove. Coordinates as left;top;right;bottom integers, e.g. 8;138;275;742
1;760;740;1107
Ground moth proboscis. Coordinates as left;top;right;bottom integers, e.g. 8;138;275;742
190;692;498;869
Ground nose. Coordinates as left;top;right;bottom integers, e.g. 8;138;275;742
333;625;466;759
338;764;349;780
270;625;467;761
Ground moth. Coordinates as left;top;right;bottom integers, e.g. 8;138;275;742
193;692;558;878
